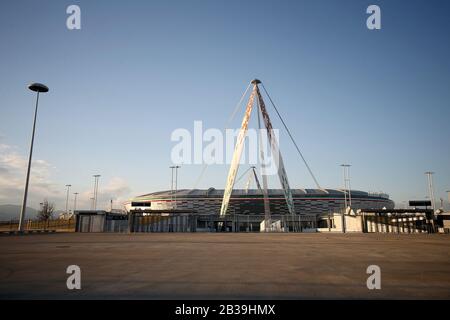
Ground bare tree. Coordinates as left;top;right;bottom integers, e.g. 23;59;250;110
37;200;54;221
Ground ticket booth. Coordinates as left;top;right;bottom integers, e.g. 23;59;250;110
75;210;128;232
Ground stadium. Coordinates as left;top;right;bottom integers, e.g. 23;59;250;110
123;80;397;232
120;79;394;231
127;188;394;215
123;188;395;232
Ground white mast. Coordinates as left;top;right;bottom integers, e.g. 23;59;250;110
220;79;296;230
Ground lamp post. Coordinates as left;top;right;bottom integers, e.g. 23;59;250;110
73;192;79;212
170;166;174;194
170;166;180;209
92;174;101;210
174;166;180;209
340;164;352;208
340;164;351;234
65;185;72;216
18;83;49;231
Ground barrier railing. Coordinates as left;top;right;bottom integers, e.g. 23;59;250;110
0;218;76;232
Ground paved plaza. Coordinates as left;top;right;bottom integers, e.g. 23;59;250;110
0;233;449;299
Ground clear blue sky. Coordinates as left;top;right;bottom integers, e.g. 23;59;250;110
1;0;449;210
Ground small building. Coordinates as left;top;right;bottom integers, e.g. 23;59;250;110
74;210;128;233
435;211;450;233
317;208;434;233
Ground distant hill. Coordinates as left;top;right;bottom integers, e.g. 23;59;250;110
0;204;39;221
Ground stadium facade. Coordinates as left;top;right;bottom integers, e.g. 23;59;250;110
126;188;394;215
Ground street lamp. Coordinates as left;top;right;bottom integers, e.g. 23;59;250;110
340;164;352;208
18;83;49;231
73;192;79;212
92;175;101;210
65;185;72;215
170;166;180;209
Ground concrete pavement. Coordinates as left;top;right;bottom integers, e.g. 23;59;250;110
0;233;449;299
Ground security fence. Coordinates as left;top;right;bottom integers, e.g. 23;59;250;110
129;212;317;233
0;218;75;232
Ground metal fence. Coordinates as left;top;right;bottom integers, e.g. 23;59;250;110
0;218;76;232
363;214;432;233
129;213;317;233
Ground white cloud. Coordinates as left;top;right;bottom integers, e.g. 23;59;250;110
75;177;132;211
97;177;132;210
0;140;133;213
0;143;62;209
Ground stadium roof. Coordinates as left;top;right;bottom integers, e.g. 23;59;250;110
133;188;389;199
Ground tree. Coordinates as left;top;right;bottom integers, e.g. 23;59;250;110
37;200;54;221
